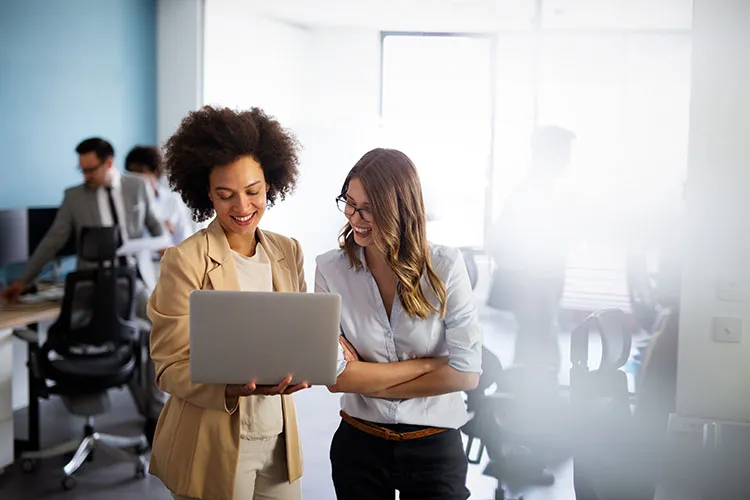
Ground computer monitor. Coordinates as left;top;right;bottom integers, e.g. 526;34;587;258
0;209;29;267
27;207;77;258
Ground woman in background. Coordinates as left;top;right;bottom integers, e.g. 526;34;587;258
315;148;483;500
148;105;308;500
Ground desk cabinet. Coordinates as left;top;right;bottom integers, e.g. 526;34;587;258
0;302;60;471
0;328;13;469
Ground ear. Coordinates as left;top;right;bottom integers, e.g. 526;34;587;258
105;156;114;168
265;182;270;193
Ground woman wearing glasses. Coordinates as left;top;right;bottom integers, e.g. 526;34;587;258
314;148;483;500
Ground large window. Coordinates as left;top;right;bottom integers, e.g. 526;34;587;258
380;26;691;311
535;33;691;310
380;34;495;248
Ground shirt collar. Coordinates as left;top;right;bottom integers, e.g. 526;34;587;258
107;168;122;189
358;246;370;273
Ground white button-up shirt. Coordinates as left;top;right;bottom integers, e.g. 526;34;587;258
315;244;483;429
96;168;128;243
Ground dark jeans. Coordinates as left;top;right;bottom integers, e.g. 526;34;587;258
330;419;470;500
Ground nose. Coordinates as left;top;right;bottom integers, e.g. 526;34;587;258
233;193;254;213
350;210;365;225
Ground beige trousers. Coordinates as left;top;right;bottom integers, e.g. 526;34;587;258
171;435;300;500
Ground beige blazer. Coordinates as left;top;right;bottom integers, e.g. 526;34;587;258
147;219;306;500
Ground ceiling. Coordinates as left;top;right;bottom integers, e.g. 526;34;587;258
246;0;692;32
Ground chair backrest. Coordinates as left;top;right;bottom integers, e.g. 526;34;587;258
569;308;640;500
46;226;138;351
571;308;632;373
569;308;633;443
48;267;138;348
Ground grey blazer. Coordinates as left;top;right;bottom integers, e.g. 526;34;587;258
20;172;165;284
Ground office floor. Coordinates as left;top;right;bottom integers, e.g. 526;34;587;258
0;303;580;500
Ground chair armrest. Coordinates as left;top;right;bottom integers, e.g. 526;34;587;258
12;328;48;398
134;318;151;345
12;328;40;346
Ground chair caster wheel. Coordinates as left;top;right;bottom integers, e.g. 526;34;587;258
62;475;76;490
21;459;37;473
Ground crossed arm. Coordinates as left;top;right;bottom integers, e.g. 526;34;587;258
316;250;481;400
328;336;479;399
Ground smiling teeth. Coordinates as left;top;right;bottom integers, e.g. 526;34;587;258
353;227;370;234
235;214;253;221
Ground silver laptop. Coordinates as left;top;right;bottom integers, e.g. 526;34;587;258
189;290;341;386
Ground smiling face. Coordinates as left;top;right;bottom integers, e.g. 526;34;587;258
344;177;376;247
208;156;268;239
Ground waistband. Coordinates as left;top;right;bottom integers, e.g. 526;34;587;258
340;410;448;441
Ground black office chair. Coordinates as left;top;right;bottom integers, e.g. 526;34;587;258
570;308;655;500
462;347;566;500
17;227;148;490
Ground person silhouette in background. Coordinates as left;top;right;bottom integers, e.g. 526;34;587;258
125;145;194;246
488;126;576;372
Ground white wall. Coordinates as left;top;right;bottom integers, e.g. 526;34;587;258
203;0;308;127
288;27;381;281
203;6;382;281
157;0;204;146
676;0;750;422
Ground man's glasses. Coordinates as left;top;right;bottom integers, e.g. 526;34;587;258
336;196;373;222
78;162;105;175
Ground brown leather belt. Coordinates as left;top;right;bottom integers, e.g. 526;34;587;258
340;410;448;441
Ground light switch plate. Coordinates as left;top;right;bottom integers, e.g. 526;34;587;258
713;316;743;343
717;278;744;302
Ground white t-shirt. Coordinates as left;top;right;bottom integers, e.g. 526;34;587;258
232;244;283;440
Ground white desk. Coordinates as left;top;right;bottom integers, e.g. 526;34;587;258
0;300;59;471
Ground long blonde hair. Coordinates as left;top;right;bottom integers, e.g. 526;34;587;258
338;148;447;319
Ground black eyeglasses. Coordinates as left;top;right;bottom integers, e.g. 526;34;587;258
336;196;373;222
78;162;105;175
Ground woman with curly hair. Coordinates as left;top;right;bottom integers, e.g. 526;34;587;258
147;105;309;500
315;148;483;500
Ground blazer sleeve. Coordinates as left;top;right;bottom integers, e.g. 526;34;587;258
148;246;228;411
19;191;75;284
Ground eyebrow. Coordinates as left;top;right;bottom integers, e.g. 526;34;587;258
215;180;262;191
345;195;370;207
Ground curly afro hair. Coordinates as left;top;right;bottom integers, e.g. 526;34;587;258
164;105;301;222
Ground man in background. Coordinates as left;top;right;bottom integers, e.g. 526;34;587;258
125;145;194;246
488;126;576;372
0;137;168;443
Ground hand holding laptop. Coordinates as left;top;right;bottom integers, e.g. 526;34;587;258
226;374;310;398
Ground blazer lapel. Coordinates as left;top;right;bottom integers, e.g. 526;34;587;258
257;229;293;292
206;219;241;291
205;220;292;292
